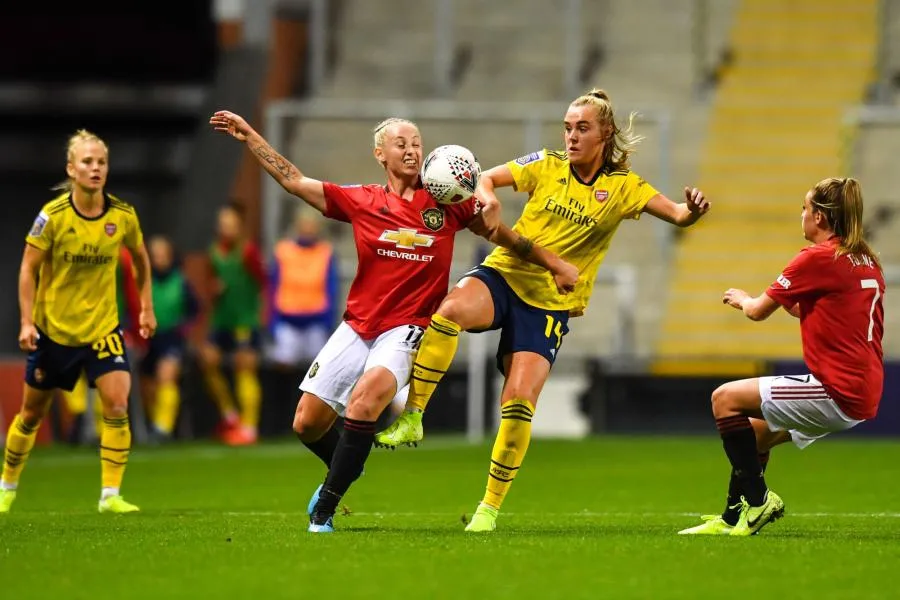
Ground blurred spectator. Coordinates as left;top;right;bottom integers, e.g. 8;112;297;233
199;202;265;445
267;208;338;368
139;235;199;442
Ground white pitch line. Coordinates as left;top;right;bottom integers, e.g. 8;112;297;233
22;510;900;519
207;510;900;519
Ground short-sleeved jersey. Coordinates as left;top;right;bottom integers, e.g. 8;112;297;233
322;182;477;339
481;149;659;312
766;238;885;420
26;193;144;346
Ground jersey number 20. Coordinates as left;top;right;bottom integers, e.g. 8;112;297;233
93;332;125;359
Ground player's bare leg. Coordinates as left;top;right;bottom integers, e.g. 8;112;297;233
309;367;398;532
466;351;549;532
375;277;494;448
95;371;139;514
1;386;54;513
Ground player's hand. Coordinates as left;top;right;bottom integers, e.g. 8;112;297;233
568;308;585;318
210;110;253;142
684;186;710;216
722;288;749;310
477;195;501;236
552;259;579;295
18;323;38;352
139;308;157;339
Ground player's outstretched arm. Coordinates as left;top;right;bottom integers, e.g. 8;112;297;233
472;164;512;236
468;219;578;294
18;244;44;351
643;187;710;227
209;110;327;213
722;288;780;322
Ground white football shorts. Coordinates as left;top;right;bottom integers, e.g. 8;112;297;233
759;374;863;449
299;321;422;417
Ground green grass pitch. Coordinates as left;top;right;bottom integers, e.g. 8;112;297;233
1;435;898;599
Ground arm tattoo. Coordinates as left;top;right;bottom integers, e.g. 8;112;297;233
250;139;300;181
512;235;534;259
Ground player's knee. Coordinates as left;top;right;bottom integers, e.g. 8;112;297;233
435;299;468;329
19;407;45;428
711;384;734;417
101;397;129;419
293;413;325;441
346;390;389;422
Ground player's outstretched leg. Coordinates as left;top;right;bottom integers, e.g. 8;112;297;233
374;315;461;448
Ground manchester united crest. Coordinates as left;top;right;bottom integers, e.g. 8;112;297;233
421;207;445;232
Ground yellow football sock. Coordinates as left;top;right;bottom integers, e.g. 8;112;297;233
100;416;131;493
1;415;39;488
153;381;180;435
235;370;261;429
482;398;535;510
203;368;237;419
406;314;461;412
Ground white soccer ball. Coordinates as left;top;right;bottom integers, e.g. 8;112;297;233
421;144;481;205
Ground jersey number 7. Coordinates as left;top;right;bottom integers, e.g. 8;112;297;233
861;279;881;342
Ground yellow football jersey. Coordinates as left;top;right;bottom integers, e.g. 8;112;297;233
26;193;144;346
482;149;659;313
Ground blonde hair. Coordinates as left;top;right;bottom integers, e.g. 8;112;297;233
372;117;418;148
52;129;109;192
569;88;642;172
810;177;881;269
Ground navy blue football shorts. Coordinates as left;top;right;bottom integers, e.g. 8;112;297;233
463;265;569;375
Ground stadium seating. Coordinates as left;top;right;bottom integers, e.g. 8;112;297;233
654;0;881;373
286;0;736;358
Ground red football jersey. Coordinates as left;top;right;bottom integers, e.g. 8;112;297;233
766;238;885;420
322;182;477;339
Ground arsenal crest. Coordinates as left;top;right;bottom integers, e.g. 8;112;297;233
421;207;445;232
595;190;609;202
104;222;117;236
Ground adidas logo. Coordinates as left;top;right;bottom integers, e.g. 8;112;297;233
557;178;567;185
114;356;126;364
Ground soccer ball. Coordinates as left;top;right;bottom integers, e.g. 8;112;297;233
421;144;481;205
